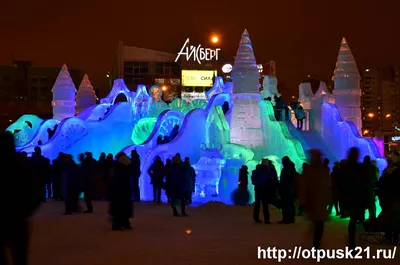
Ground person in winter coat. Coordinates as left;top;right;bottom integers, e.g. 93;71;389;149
0;131;42;265
296;162;309;216
62;155;81;215
183;157;196;204
362;156;378;219
168;156;188;216
238;165;249;190
164;159;172;203
279;156;298;224
294;103;306;130
299;149;331;249
342;147;369;250
81;152;98;213
148;156;166;204
328;162;341;216
251;160;278;224
109;152;133;230
130;150;141;202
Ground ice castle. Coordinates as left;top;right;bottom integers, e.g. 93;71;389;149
6;30;387;204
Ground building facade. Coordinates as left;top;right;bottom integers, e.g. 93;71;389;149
114;41;181;101
0;61;82;128
361;65;400;154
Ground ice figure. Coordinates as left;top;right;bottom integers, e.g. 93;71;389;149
149;85;162;102
261;75;280;100
6;115;43;147
132;85;151;117
231;29;260;94
332;37;362;135
205;76;225;100
192;144;226;199
100;79;134;104
51;64;77;121
298;82;313;108
223;82;233;95
76;74;97;114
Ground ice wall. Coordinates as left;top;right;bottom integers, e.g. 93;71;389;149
230;93;264;153
20;102;134;161
320;103;387;174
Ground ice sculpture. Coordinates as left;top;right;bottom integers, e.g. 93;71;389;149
320;103;387;174
6;115;43;147
192;144;226;199
131;118;157;144
76;74;97;114
20;119;60;149
132;85;151;118
223;82;233;95
169;98;189;114
262;75;280;99
298;82;313;109
231;29;260;94
147;101;170;117
100;79;135;104
187;99;208;112
333;38;362;135
51;64;77;121
149;85;162;102
205;76;225;100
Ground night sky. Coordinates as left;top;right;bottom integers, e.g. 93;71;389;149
1;0;400;97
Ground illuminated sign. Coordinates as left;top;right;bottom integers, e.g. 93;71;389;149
181;92;207;103
181;70;215;87
392;136;400;141
175;38;221;64
222;64;232;73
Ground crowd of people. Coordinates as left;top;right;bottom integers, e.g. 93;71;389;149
0;130;197;264
2;126;400;264
240;147;400;251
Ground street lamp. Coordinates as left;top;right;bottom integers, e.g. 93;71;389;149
368;113;374;118
386;114;391;118
211;35;219;44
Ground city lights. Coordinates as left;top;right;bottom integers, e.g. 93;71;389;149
386;114;391;118
363;130;369;135
368;112;374;118
161;86;167;91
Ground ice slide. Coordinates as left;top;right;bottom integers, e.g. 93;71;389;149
19;102;134;161
285;121;337;171
284;103;386;174
258;100;308;173
137;108;208;200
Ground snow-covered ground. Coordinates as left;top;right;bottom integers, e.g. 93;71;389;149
26;201;398;264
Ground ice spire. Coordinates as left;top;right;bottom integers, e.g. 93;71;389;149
231;29;260;94
51;64;77;121
333;37;360;80
51;64;77;92
231;29;259;76
76;74;97;114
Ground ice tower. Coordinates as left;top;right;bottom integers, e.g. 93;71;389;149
231;29;260;94
230;29;264;152
51;64;77;121
333;38;362;134
76;74;97;114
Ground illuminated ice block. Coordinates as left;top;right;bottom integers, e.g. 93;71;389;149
229;93;264;150
205;76;225;99
262;75;280;99
6;115;43;147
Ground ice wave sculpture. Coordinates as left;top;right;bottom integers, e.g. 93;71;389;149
6;114;43;147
